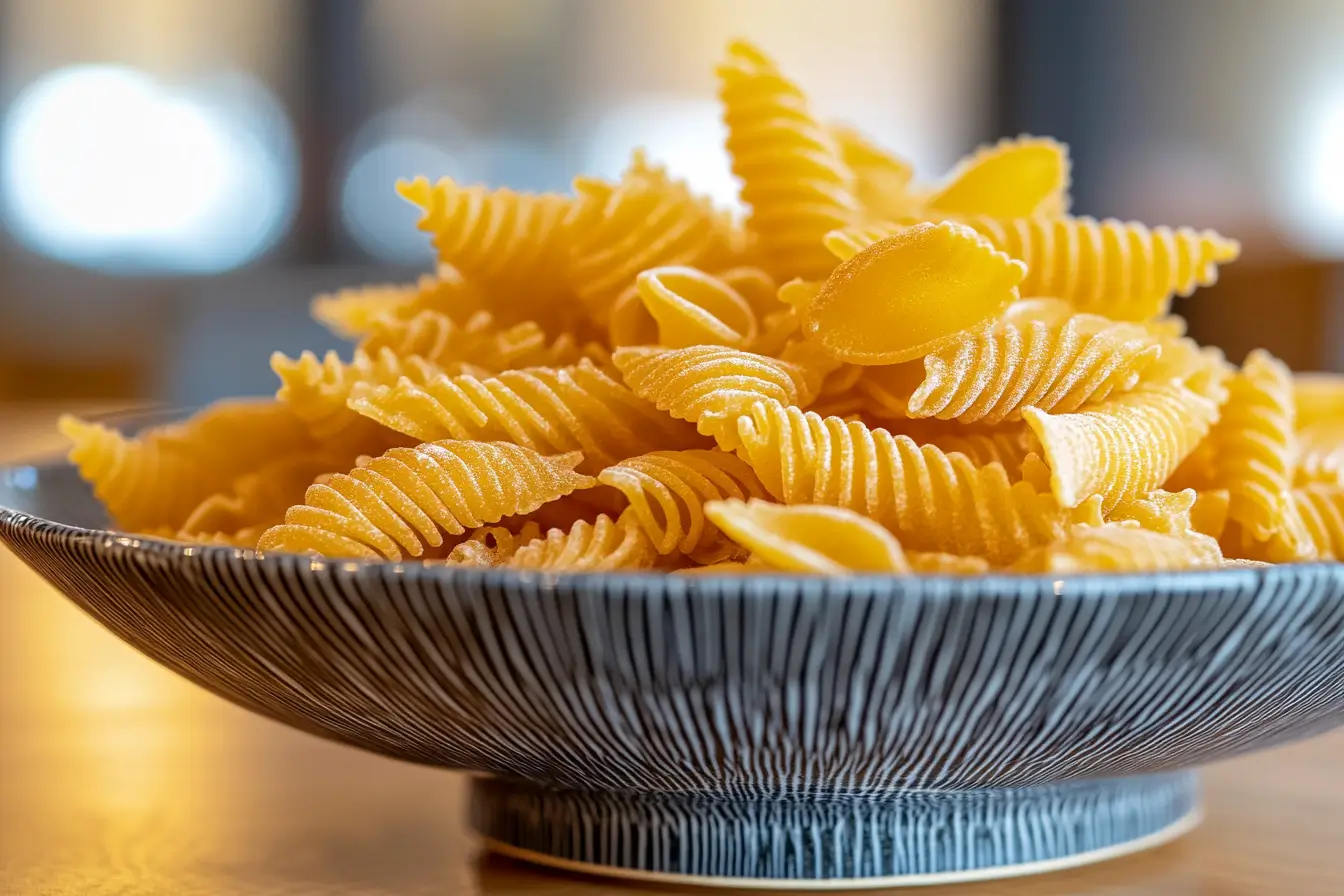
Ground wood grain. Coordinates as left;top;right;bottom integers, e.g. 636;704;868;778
1;407;1341;895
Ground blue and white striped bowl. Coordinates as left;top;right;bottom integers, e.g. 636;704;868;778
2;426;1342;888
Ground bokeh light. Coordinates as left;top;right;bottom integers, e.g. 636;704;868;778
584;96;742;210
0;65;297;273
1277;88;1344;258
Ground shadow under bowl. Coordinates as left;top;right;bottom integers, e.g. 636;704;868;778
2;445;1341;888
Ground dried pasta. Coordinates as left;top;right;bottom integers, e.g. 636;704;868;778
347;360;702;473
804;222;1027;365
56;35;1338;577
256;441;592;561
704;499;910;574
598;449;768;561
735;399;1097;565
566;150;738;323
1024;382;1221;512
925;136;1071;219
908;299;1163;423
613;345;818;450
717;39;861;281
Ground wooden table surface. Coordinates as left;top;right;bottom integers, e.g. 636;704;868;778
2;405;1342;895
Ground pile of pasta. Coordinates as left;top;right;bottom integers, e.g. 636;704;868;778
61;39;1343;575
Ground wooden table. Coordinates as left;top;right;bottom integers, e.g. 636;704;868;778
2;406;1342;895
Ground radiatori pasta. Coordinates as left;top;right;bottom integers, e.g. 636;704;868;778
60;38;1341;573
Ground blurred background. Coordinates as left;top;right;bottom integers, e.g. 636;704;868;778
0;0;1340;406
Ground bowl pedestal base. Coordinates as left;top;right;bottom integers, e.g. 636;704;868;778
472;771;1200;889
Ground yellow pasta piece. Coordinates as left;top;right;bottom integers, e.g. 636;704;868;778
1013;523;1222;573
397;177;572;300
566;150;737;323
1024;381;1221;512
1190;489;1231;540
508;513;659;571
909;299;1163;423
1294;373;1344;428
613;345;818;451
804;222;1026;365
1284;485;1344;560
705;499;910;574
311;281;422;340
1194;350;1297;541
1296;419;1344;487
717;39;861;281
444;521;544;566
735;399;1097;565
347;360;703;473
179;453;345;544
360;310;549;374
271;347;438;444
906;552;992;575
257;441;592;561
61;400;316;533
598;449;769;561
829;123;917;221
636;266;759;349
959;215;1241;322
672;561;755;575
927;428;1033;473
926;136;1071;218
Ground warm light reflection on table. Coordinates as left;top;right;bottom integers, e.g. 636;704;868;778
1;406;1342;895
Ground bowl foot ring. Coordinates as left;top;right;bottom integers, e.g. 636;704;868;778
472;771;1201;889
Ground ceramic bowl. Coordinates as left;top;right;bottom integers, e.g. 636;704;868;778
2;412;1342;889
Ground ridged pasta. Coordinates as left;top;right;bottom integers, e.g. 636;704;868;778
1296;420;1344;487
508;513;659;571
804;221;1026;365
1013;523;1223;573
717;39;861;281
360;310;548;374
444;521;544;566
60;400;316;532
347;360;703;473
825;216;1241;321
566;150;738;323
1106;488;1199;535
257;441;592;561
926;136;1072;218
908;299;1163;423
735;399;1097;565
613;345;818;451
906;552;992;575
178;453;343;545
310;270;491;339
398;177;572;300
598;449;769;561
927;428;1033;473
272;347;438;444
1284;486;1344;560
1190;489;1231;540
1198;350;1297;540
1024;382;1221;512
829;123;916;222
704;499;910;574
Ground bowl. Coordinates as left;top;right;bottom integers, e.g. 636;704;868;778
2;412;1343;889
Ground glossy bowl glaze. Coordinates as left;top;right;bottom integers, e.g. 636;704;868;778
2;422;1342;887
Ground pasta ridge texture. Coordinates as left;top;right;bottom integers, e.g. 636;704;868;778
717;39;861;281
60;401;316;532
272;348;439;443
926;135;1072;218
829;123;917;222
347;359;702;473
1202;349;1298;541
909;301;1164;423
1297;420;1344;487
613;345;819;450
598;449;769;561
565;151;738;323
705;499;910;573
1014;523;1222;573
1024;382;1221;512
735;399;1094;564
508;513;658;570
256;441;592;561
398;176;572;298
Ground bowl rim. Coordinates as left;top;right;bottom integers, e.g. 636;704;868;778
6;403;1339;594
